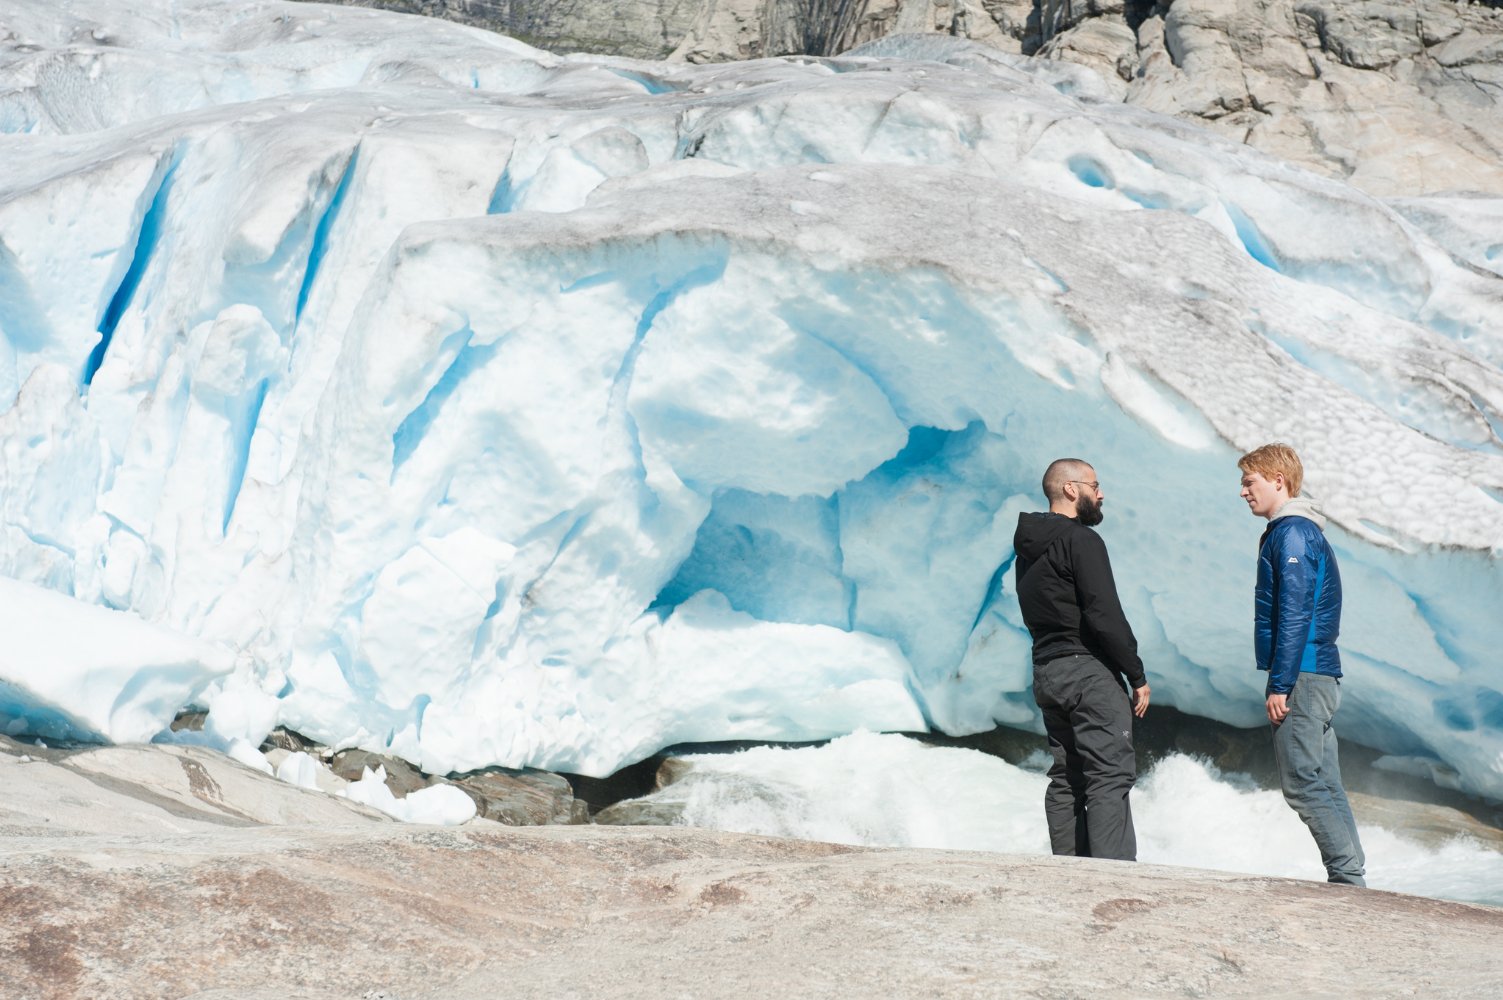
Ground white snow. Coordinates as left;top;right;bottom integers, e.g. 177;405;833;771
0;0;1501;810
341;764;477;825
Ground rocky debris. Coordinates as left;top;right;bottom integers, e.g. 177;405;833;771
4;736;1503;999
159;719;596;825
272;732;591;825
330;749;432;796
322;749;594;824
448;766;589;825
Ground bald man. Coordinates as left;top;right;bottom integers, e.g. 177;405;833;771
1013;458;1150;861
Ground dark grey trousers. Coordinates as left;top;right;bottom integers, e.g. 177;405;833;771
1032;653;1137;861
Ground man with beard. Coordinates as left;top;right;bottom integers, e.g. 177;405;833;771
1013;458;1150;861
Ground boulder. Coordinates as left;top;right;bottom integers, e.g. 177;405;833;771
330;749;431;796
449;767;588;825
1038;13;1139;96
593;757;698;826
260;725;324;755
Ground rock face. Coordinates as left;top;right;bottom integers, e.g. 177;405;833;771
293;0;1503;196
315;0;706;59
1113;0;1503;194
663;0;1020;62
311;0;1018;60
4;736;1503;1000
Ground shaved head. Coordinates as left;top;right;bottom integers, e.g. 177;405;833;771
1043;458;1093;503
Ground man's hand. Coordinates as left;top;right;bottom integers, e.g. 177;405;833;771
1132;683;1150;718
1266;692;1289;725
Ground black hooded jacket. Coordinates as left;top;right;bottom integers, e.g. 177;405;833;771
1013;512;1145;689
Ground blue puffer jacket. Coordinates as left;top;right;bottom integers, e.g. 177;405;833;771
1255;501;1343;696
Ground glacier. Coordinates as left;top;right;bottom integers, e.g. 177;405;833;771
2;0;1502;800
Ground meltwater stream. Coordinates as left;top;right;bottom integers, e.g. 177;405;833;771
630;732;1503;907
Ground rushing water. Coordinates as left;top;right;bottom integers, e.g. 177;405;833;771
629;731;1503;907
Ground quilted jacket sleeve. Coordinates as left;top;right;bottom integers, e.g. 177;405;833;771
1266;522;1318;696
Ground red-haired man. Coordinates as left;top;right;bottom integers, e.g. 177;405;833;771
1239;443;1366;886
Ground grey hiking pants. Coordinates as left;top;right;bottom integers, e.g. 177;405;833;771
1032;653;1137;861
1271;672;1366;885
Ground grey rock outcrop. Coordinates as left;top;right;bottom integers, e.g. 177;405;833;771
330;748;433;795
593;756;697;825
449;766;590;824
326;0;705;60
289;0;1503;196
326;749;591;824
5;735;1503;1000
666;0;1018;62
1112;0;1503;194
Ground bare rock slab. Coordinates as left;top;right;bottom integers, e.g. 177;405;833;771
2;739;1501;999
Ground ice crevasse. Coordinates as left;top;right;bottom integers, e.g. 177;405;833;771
0;0;1501;798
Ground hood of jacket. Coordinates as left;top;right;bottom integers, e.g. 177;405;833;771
1014;511;1080;562
1271;495;1326;529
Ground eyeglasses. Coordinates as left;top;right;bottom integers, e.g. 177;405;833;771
1067;480;1101;492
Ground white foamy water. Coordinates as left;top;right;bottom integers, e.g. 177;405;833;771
650;732;1503;907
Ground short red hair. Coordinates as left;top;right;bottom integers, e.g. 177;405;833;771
1237;443;1304;497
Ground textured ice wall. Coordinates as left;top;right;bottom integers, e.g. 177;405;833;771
1;1;1501;794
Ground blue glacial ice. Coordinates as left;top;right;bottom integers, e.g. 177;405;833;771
0;0;1501;801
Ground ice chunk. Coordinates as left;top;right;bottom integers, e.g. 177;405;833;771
275;750;323;791
341;765;477;825
0;576;232;743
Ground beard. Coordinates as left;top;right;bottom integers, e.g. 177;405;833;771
1075;493;1104;527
